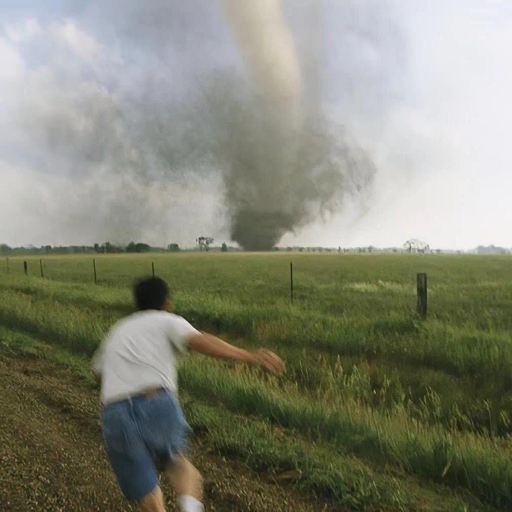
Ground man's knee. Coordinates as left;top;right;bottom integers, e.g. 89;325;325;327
184;459;202;485
176;457;202;484
168;456;203;498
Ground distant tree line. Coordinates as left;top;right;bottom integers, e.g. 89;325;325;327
0;240;238;255
476;245;510;255
1;243;96;255
3;241;508;256
0;242;182;256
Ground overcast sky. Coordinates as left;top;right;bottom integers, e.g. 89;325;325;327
0;0;511;250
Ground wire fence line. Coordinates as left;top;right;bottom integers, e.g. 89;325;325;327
2;255;431;317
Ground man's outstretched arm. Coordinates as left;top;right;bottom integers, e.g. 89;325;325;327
185;331;285;374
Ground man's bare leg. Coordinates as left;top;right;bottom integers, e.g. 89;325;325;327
140;486;166;512
166;455;204;512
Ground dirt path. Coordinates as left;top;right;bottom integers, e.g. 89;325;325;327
0;351;337;512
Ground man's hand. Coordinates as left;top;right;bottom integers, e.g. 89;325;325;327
249;349;285;375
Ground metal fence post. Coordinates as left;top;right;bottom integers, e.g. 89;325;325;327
417;273;428;318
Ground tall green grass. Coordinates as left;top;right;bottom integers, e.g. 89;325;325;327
0;324;486;512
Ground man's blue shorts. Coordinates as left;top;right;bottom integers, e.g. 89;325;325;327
101;389;191;502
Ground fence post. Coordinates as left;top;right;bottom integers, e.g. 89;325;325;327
40;259;44;278
152;261;155;277
6;257;9;274
23;260;28;276
93;258;97;284
417;273;428;318
290;262;294;304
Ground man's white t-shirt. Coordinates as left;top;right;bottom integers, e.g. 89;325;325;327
92;310;199;405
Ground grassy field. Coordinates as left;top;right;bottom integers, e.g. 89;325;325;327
1;252;512;511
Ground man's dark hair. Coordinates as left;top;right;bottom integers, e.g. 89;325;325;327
133;276;169;311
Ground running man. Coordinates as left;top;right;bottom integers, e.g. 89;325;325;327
92;276;284;512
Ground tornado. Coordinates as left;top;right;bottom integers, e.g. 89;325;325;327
219;0;375;250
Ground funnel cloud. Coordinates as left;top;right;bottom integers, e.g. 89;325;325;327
208;83;375;249
217;0;375;249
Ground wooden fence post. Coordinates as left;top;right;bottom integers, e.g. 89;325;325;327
152;261;155;277
290;262;294;304
93;258;97;284
6;257;9;274
417;273;428;318
23;260;28;276
40;259;44;278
